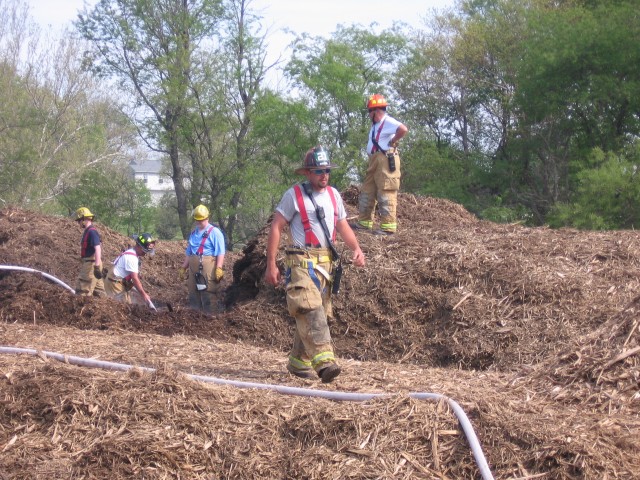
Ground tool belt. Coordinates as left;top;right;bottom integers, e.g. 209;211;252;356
285;254;332;269
285;247;334;287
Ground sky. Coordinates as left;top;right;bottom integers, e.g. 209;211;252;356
26;0;454;41
25;0;455;86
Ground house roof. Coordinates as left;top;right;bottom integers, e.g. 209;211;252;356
129;160;165;174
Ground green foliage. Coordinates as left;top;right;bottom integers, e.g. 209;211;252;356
515;1;640;152
5;0;640;236
547;145;640;229
401;139;485;209
153;193;182;240
251;93;318;179
286;25;407;176
480;204;533;224
60;165;154;236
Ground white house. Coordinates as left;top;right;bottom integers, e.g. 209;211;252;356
129;160;174;204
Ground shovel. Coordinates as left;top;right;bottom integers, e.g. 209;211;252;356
149;297;174;312
129;288;172;312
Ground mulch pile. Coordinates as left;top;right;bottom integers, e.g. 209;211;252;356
1;189;639;479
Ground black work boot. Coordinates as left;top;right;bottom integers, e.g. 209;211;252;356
318;363;341;383
349;222;371;232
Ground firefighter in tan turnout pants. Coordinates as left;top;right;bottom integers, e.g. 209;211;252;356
73;207;106;297
104;233;156;306
180;205;226;314
351;94;408;235
265;146;366;383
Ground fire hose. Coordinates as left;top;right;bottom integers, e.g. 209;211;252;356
0;346;495;479
0;265;75;293
0;265;158;310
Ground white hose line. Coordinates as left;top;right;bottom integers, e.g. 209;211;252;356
0;346;494;479
0;265;75;294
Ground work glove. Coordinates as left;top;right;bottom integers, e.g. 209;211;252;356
93;265;103;279
179;267;189;281
214;267;224;283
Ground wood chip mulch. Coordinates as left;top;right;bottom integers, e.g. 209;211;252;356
1;193;639;479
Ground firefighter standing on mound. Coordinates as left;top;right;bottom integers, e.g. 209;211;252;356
180;205;226;314
265;146;366;383
104;233;156;306
351;94;408;235
74;207;106;297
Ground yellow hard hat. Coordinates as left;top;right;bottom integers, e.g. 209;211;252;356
75;207;94;221
192;204;209;221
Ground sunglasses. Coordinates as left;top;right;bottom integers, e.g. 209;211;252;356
311;168;331;175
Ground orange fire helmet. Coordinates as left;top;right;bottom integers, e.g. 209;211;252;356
367;94;388;110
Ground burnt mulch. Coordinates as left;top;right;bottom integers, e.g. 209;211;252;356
1;191;640;479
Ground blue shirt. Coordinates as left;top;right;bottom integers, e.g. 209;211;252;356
185;224;225;257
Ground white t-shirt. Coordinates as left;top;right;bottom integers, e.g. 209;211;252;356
367;114;402;154
276;184;347;248
112;248;140;278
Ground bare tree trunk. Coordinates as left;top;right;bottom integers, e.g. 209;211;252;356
168;137;190;238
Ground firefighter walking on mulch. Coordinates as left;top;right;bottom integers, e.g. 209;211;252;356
73;207;106;297
180;205;226;314
265;146;366;383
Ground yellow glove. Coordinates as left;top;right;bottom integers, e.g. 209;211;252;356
214;267;224;283
179;267;188;281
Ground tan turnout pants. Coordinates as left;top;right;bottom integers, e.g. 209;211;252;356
187;255;222;314
75;256;106;297
357;151;401;232
103;265;146;305
284;247;337;373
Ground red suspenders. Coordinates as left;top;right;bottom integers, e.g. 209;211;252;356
80;226;96;257
195;225;214;255
293;184;338;248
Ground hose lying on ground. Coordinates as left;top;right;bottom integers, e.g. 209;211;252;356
0;265;75;293
0;346;495;480
0;265;172;313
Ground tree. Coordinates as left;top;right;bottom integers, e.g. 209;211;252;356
60;164;154;235
0;0;134;211
516;1;640;153
77;0;225;237
510;0;640;221
180;0;275;248
547;144;640;230
286;25;406;177
393;0;527;218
